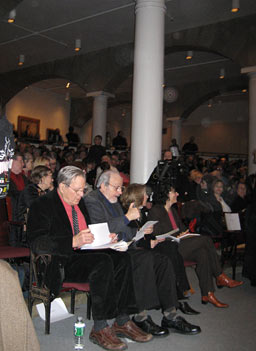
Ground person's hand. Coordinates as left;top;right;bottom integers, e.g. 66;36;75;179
150;238;165;248
177;229;189;238
72;228;94;248
144;225;154;235
109;233;118;243
125;202;140;221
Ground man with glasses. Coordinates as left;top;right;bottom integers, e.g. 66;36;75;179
27;166;152;350
84;171;201;337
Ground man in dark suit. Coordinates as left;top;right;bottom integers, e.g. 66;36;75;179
84;170;201;337
27;166;152;350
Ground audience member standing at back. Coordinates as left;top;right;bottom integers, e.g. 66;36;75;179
182;136;198;155
87;135;106;167
112;130;127;150
66;126;80;146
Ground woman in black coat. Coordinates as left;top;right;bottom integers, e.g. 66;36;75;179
18;165;53;245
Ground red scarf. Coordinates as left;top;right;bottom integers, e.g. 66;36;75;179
168;210;178;229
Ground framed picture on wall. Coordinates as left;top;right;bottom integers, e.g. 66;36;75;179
17;116;40;140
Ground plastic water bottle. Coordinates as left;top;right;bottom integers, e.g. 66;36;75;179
74;316;85;350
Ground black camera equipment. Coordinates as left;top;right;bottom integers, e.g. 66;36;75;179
147;159;186;203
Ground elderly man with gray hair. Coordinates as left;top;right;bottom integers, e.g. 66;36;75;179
27;166;152;351
84;170;201;337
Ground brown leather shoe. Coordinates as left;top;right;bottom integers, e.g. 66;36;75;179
216;273;244;288
112;320;153;343
89;326;127;350
202;292;229;308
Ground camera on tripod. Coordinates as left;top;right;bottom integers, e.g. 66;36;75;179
147;159;185;203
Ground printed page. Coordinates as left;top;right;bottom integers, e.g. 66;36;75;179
133;221;158;242
80;222;111;249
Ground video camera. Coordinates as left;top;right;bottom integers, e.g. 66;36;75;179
147;159;186;202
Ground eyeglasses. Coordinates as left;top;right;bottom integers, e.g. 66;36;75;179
108;183;124;192
66;184;86;195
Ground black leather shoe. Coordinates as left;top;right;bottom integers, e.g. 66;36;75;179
161;316;201;335
132;316;169;337
178;302;200;315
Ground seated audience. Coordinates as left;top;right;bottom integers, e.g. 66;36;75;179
27;166;152;350
198;179;231;238
84;170;201;336
147;185;243;308
9;152;28;246
18;166;53;221
33;156;50;169
120;183;200;315
231;181;249;214
22;152;34;180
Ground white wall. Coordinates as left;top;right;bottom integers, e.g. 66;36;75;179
163;99;249;154
6;86;71;141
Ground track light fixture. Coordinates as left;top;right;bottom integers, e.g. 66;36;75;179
65;92;70;101
75;39;81;52
186;50;193;60
208;99;213;108
219;68;225;79
8;9;16;23
231;0;240;13
18;54;25;66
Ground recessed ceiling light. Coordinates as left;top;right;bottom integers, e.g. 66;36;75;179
231;0;240;13
18;54;25;66
219;68;225;79
8;9;16;23
75;39;81;52
186;50;193;60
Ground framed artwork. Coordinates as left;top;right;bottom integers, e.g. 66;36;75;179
17;116;40;140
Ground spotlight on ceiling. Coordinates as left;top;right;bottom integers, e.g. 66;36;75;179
186;50;193;60
66;82;70;89
18;54;25;66
219;68;225;79
208;99;213;108
8;9;16;23
75;39;81;52
231;0;240;13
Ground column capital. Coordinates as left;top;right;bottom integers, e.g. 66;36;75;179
241;66;256;78
86;91;115;99
135;0;166;12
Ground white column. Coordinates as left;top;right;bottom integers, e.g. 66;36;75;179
171;119;182;148
130;0;166;183
241;66;256;174
87;91;114;146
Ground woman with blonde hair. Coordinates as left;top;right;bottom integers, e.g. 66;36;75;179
33;156;50;169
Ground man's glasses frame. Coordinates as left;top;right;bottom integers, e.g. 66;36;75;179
107;183;124;192
66;184;87;195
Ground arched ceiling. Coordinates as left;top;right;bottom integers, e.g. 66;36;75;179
0;0;256;125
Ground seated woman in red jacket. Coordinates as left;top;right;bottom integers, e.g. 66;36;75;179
121;184;243;308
